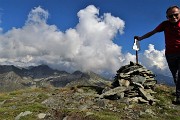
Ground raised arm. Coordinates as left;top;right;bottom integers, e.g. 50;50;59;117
134;29;158;41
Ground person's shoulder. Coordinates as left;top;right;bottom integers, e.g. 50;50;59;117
159;20;170;26
155;20;169;30
161;20;169;24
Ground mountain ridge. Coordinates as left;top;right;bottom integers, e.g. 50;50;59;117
0;64;174;92
0;64;110;92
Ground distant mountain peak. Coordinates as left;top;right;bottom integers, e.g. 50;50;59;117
0;64;110;92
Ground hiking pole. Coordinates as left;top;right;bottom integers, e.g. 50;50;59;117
133;38;140;64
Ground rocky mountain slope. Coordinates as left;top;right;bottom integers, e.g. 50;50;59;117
0;64;111;92
0;83;180;120
0;63;179;120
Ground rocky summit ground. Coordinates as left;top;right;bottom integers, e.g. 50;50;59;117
0;84;180;120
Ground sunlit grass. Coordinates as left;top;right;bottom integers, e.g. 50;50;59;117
0;84;180;120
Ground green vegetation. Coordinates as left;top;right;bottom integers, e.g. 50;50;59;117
0;85;180;120
0;88;49;120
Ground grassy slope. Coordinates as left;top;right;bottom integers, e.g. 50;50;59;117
0;84;180;120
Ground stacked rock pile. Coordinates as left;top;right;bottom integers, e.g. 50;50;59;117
100;61;158;105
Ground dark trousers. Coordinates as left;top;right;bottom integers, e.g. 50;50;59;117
166;54;180;98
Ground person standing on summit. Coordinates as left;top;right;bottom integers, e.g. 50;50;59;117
134;5;180;104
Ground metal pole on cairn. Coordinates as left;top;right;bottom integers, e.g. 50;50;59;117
133;37;140;64
136;50;138;64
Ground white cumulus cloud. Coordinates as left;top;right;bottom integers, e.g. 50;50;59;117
0;5;171;77
139;44;170;76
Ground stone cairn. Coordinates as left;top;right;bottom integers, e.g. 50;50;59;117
100;61;159;105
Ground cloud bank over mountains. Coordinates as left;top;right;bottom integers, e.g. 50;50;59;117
0;5;170;77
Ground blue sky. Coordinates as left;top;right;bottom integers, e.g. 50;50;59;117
0;0;179;77
0;0;179;53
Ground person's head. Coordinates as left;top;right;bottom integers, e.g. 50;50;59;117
166;5;180;23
